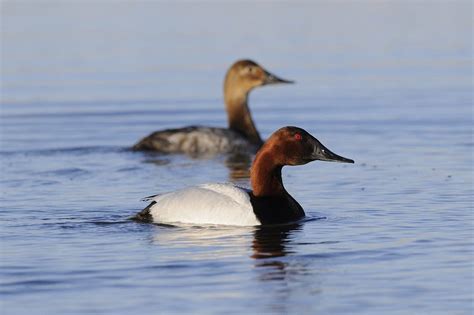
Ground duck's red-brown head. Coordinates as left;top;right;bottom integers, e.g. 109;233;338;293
251;126;354;196
259;126;354;167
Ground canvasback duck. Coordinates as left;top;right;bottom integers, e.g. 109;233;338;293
132;60;293;155
133;126;354;226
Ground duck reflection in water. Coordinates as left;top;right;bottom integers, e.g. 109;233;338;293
251;222;306;283
139;151;252;182
252;222;303;259
251;221;323;314
225;152;252;180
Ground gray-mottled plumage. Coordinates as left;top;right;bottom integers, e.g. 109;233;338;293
133;126;259;155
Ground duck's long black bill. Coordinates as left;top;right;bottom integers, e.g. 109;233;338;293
311;142;354;164
264;70;294;85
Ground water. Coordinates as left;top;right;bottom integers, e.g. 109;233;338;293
1;2;472;314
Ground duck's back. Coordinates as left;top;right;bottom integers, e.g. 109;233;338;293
136;183;260;226
133;126;257;155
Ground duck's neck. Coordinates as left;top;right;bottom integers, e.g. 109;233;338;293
251;149;286;197
224;89;263;146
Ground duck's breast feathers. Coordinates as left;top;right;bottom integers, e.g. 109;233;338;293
133;126;257;155
146;183;260;226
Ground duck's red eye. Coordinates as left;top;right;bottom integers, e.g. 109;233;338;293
294;133;302;141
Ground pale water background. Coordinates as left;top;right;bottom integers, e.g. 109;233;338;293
1;2;472;314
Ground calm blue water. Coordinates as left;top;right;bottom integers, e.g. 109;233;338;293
1;2;472;315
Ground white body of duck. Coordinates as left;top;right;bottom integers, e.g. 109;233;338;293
134;127;354;226
144;183;259;226
133;60;293;155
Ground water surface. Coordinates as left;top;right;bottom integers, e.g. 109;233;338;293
1;2;472;314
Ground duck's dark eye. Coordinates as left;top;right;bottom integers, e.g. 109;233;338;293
247;67;253;73
294;133;302;141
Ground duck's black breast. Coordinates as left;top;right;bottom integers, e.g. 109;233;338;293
249;192;305;225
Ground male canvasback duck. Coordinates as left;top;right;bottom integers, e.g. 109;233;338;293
133;126;354;226
132;60;293;155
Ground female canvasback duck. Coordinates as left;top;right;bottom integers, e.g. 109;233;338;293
133;126;354;226
132;60;293;155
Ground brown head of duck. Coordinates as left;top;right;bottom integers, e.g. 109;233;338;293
251;126;354;197
223;60;293;147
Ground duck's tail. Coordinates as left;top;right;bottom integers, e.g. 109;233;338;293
130;201;156;223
